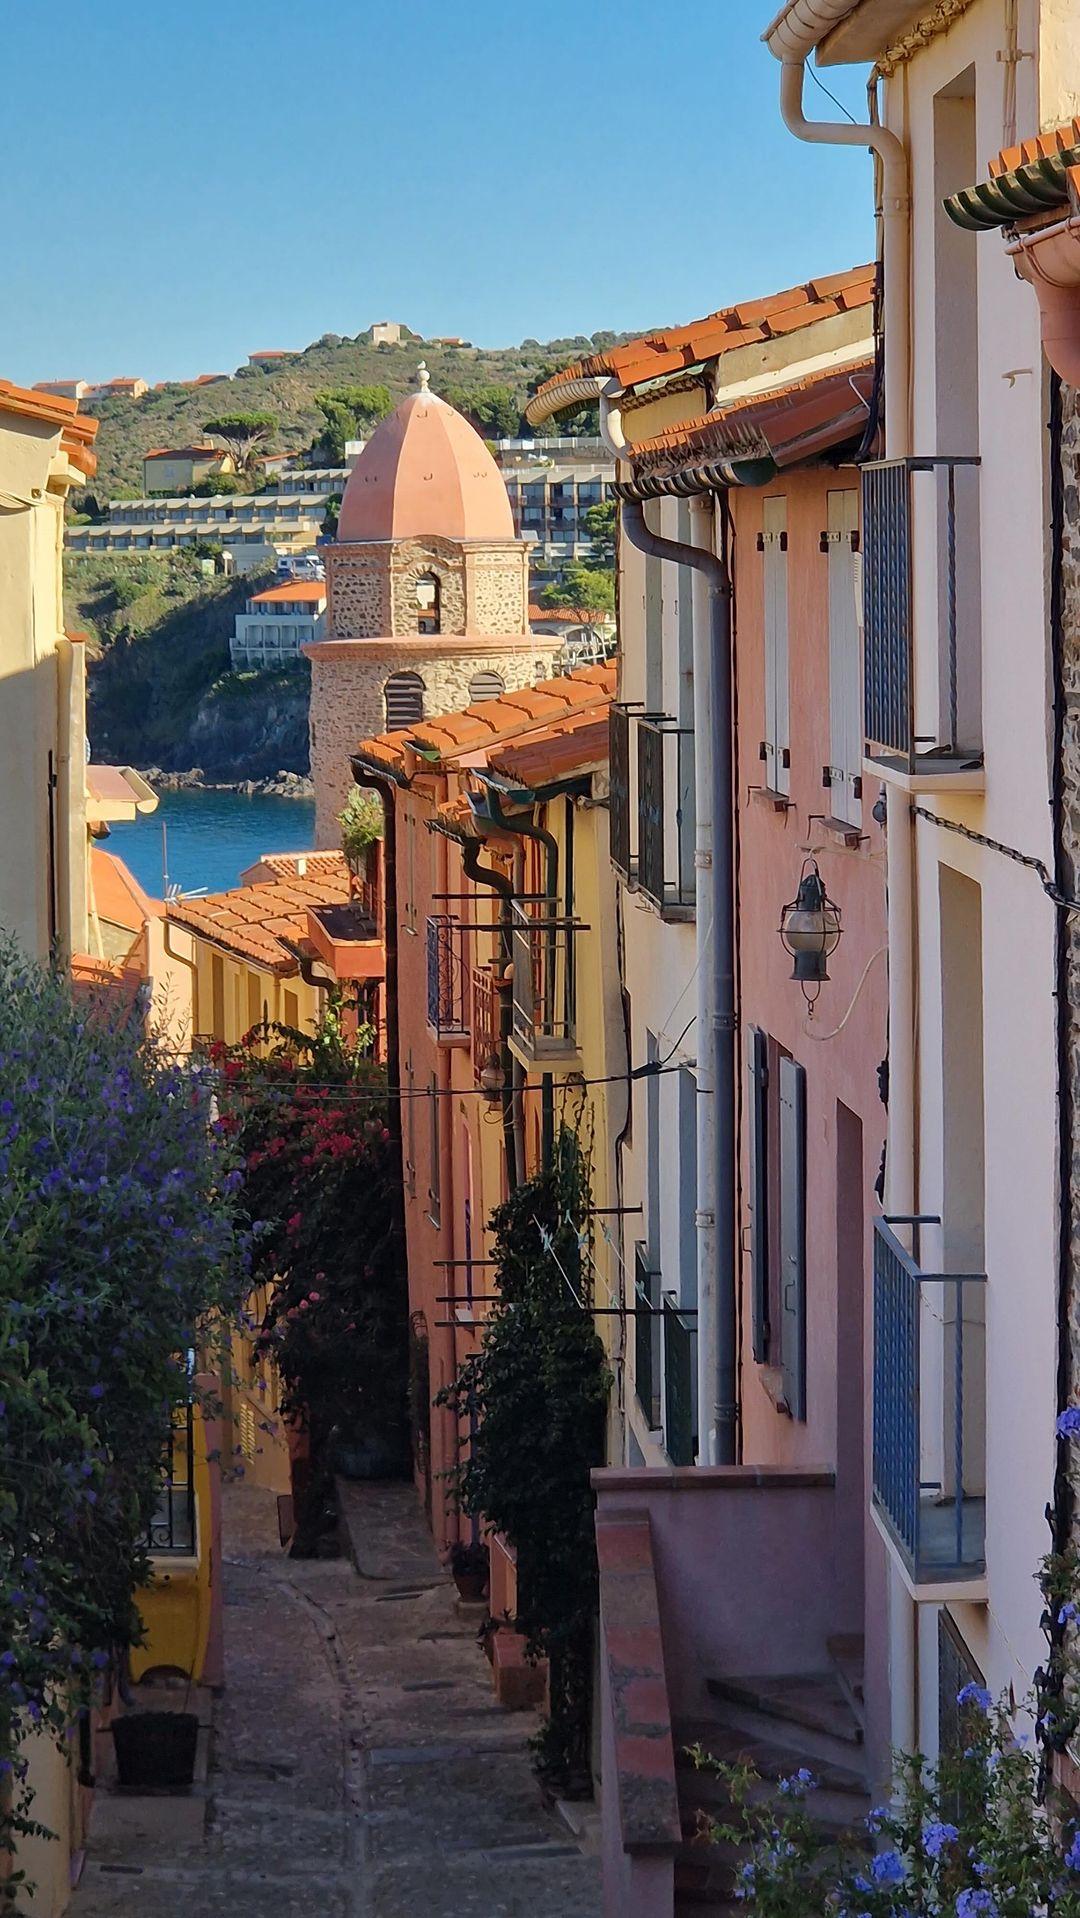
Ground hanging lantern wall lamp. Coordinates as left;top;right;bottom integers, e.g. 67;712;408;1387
779;857;842;1013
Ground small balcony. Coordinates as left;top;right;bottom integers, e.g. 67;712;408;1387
632;1243;698;1466
862;456;983;786
470;961;502;1083
426;914;470;1045
872;1215;986;1592
637;717;696;920
509;897;582;1066
609;704;633;878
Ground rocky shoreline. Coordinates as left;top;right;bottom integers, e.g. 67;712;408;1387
138;767;314;799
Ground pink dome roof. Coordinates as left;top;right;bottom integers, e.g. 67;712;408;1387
337;369;516;543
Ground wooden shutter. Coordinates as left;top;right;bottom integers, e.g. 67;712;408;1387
778;1055;807;1420
747;1027;770;1363
827;489;862;826
762;497;789;795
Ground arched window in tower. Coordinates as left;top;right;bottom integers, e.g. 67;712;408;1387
468;671;505;704
414;571;441;636
384;670;425;730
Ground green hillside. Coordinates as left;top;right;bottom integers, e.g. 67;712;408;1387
84;327;639;498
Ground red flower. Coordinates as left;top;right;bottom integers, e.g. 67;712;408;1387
286;1212;303;1235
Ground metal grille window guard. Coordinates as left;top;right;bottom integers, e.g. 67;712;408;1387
638;717;696;918
609;704;632;877
872;1215;986;1584
634;1243;661;1428
509;898;583;1062
471;963;500;1083
862;456;981;773
426;915;470;1042
663;1296;698;1467
146;1399;197;1555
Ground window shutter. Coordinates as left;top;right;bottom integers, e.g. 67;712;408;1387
747;1027;770;1363
762;497;789;795
827;489;862;826
778;1055;807;1420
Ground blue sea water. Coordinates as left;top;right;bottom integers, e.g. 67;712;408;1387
103;788;315;899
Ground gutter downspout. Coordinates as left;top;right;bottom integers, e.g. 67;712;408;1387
772;48;917;1760
602;386;737;1467
776;59;910;461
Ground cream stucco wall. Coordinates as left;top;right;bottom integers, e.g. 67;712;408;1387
871;0;1070;1753
0;408;89;963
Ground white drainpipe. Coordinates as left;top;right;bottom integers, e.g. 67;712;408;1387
600;387;735;1466
768;32;918;1762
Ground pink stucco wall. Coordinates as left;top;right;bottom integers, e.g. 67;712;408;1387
730;471;890;1778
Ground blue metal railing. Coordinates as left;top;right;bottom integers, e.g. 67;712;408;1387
872;1215;986;1583
862;456;980;771
663;1296;697;1468
634;1243;660;1429
637;718;696;917
426;915;469;1039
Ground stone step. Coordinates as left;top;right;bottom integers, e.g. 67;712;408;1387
705;1674;864;1769
827;1633;866;1728
673;1718;866;1796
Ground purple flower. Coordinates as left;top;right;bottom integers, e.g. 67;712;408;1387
924;1820;959;1859
1066;1830;1080;1871
89;1383;105;1400
90;1649;109;1671
869;1850;905;1887
956;1892;996;1917
1058;1407;1080;1439
778;1767;816;1796
1061;1602;1079;1626
957;1682;993;1713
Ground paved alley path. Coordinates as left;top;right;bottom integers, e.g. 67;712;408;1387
71;1485;601;1917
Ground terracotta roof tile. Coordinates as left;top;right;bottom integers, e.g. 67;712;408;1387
249;580;326;605
354;663;616;778
167;870;350;972
527;267;876;418
488;712;611;786
91;848;160;933
990;115;1080;179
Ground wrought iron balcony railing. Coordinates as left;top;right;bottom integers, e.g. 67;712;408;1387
862;456;981;775
470;962;501;1084
638;717;696;919
146;1399;197;1556
872;1215;986;1586
663;1295;697;1467
634;1242;661;1429
609;703;633;877
509;897;583;1064
426;915;470;1044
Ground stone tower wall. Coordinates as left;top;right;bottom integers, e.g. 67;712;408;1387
308;639;559;846
326;537;527;643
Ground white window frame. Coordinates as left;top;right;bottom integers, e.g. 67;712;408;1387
825;488;863;828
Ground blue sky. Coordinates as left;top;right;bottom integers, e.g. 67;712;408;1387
3;1;874;387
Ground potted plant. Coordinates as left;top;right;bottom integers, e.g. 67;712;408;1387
338;788;384;892
448;1538;489;1602
111;1709;199;1791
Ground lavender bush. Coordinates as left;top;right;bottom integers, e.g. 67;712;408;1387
0;946;245;1900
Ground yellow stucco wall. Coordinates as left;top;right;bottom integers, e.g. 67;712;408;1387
133;1403;217;1685
189;941;323;1047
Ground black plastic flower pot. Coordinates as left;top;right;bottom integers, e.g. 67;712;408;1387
110;1711;199;1791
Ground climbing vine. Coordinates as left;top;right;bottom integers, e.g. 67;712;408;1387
220;1010;409;1551
0;945;245;1905
437;1127;609;1794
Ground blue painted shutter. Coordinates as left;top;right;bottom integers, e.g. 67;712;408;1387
747;1027;770;1363
779;1055;807;1420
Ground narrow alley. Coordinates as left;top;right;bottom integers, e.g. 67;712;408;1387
71;1486;601;1918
